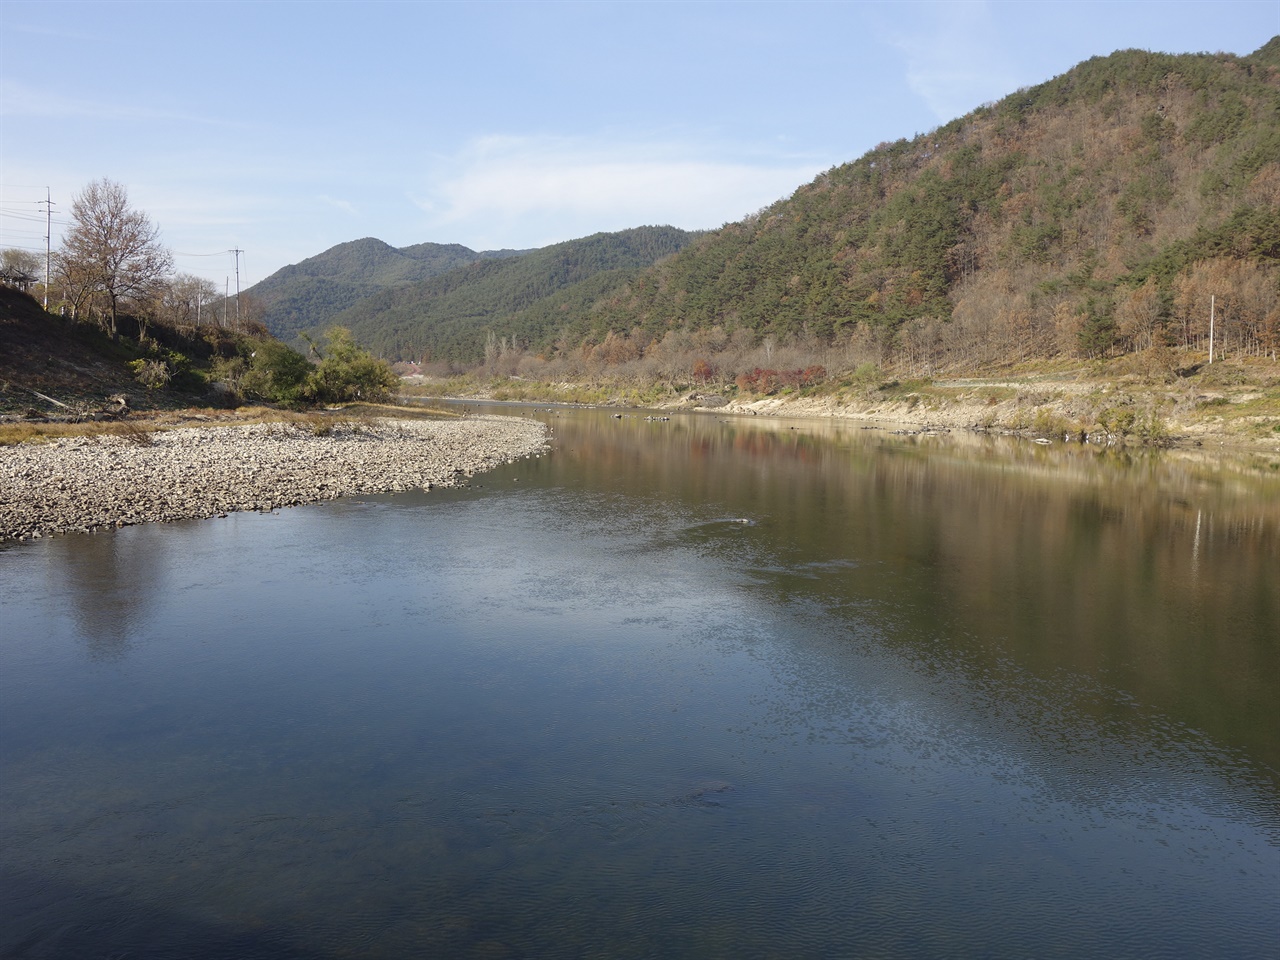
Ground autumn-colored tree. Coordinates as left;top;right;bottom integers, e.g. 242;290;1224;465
1052;301;1085;357
1116;277;1164;352
691;358;717;383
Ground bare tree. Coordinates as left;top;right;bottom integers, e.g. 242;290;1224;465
0;248;41;277
158;273;220;329
51;251;101;320
1116;277;1163;352
60;178;173;336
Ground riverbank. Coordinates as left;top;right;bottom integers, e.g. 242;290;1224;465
406;361;1280;454
0;415;548;542
700;377;1280;453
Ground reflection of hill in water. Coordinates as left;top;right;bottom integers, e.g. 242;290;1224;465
528;407;1280;775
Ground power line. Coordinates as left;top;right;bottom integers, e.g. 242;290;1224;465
0;210;70;225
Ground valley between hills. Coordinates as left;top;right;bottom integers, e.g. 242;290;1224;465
4;38;1278;459
239;38;1280;455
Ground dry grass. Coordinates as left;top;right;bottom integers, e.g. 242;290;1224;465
0;400;469;448
0;418;160;446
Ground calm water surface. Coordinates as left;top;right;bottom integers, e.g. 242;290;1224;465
2;407;1277;959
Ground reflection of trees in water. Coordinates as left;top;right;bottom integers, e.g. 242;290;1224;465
542;409;1280;772
49;528;167;661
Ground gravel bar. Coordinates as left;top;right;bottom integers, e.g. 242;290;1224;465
0;415;549;542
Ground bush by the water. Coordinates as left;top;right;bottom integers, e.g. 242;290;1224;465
239;327;397;406
306;326;399;403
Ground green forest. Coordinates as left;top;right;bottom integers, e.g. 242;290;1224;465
298;226;699;363
251;238;528;340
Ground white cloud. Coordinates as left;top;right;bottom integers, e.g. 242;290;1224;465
319;195;358;216
410;135;826;248
885;1;1021;121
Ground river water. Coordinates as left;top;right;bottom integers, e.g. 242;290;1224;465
2;407;1277;959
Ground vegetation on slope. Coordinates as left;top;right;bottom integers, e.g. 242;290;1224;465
250;237;528;340
565;42;1278;374
280;40;1277;403
0;286;396;417
328;225;699;363
393;40;1279;451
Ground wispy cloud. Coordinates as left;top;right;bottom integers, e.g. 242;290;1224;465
883;1;1020;121
410;135;825;248
319;195;358;216
0;79;239;127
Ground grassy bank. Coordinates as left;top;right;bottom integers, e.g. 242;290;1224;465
401;352;1280;454
0;402;462;447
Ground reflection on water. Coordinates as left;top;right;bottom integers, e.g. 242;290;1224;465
545;409;1280;772
1;407;1276;959
55;525;170;660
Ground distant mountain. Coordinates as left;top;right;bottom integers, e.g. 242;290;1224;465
248;238;527;340
327;225;700;362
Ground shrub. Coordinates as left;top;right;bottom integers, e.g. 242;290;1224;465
129;358;171;391
735;366;827;395
305;327;398;404
241;339;312;405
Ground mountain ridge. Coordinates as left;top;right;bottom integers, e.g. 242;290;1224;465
249;237;528;339
253;37;1280;371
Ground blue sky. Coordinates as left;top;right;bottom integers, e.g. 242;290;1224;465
1;0;1276;288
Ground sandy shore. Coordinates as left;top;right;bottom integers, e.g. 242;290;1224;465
0;415;548;542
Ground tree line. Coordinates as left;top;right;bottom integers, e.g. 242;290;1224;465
2;178;396;406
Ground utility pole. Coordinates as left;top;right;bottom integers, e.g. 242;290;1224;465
1209;295;1215;365
231;248;244;323
39;189;54;308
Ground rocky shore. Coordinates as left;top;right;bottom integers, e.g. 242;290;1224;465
0;415;549;542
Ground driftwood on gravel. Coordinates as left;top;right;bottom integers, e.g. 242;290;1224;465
0;415;548;541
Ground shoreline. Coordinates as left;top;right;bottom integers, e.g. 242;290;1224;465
411;382;1279;455
0;415;548;543
701;393;1280;454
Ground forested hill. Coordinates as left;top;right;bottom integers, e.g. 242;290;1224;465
255;40;1277;372
328;225;699;362
250;238;527;340
565;40;1279;368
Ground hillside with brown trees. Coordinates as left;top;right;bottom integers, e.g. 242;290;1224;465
533;39;1278;378
255;41;1279;382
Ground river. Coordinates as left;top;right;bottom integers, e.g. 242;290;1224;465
1;406;1277;959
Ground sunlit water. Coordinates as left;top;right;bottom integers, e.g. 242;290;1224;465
2;407;1277;959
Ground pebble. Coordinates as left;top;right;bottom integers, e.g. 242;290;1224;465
0;415;548;542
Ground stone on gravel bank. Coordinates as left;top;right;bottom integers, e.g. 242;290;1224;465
0;415;548;542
